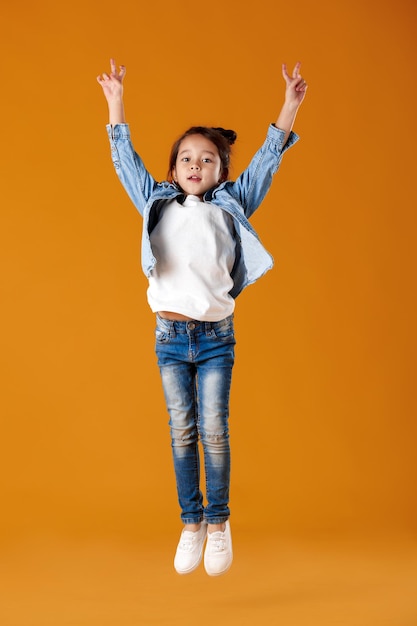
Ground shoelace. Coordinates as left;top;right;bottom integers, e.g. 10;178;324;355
207;531;226;553
179;531;200;552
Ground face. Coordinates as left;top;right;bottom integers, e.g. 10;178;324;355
172;134;223;199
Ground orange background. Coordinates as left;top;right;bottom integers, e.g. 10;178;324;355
1;1;417;623
1;0;416;540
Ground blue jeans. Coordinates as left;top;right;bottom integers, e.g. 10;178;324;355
155;314;235;525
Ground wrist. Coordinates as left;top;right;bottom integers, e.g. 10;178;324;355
107;95;124;105
282;99;300;114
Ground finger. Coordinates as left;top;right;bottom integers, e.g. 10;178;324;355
110;58;116;74
118;64;126;78
98;73;111;86
293;74;305;87
282;63;291;84
292;61;301;79
296;79;308;91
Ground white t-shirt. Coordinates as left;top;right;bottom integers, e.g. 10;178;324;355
147;195;236;321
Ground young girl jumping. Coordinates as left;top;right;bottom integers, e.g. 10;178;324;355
97;59;307;576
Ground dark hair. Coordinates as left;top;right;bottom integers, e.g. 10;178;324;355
167;126;237;183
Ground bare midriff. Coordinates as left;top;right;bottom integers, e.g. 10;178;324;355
158;311;195;321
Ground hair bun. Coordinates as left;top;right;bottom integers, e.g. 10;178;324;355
212;127;237;145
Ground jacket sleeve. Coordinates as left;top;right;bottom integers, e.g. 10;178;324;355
106;124;158;217
230;124;299;219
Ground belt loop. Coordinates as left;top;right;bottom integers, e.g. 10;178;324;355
169;319;176;338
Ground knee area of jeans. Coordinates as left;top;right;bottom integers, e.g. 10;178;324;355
171;429;198;447
200;429;229;445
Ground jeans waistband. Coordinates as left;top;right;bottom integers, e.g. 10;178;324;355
156;313;234;335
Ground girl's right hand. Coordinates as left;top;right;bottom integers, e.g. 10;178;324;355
97;58;126;101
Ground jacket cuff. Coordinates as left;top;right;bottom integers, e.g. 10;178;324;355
268;123;299;152
106;123;131;140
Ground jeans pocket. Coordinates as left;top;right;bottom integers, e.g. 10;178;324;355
155;328;171;343
212;318;235;343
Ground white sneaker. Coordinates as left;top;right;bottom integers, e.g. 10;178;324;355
204;520;233;576
174;523;207;574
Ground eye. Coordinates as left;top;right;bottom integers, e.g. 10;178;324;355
181;157;190;162
202;158;212;163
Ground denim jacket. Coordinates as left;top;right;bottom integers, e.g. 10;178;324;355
107;123;299;298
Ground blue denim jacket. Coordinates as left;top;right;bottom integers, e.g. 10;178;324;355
107;123;299;298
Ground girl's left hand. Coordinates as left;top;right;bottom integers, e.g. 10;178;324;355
282;62;308;108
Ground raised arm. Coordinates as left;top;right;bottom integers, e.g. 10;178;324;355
97;58;127;126
275;62;308;145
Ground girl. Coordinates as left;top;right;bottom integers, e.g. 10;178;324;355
97;59;307;576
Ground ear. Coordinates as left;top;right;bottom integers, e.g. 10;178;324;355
172;167;177;183
219;168;228;183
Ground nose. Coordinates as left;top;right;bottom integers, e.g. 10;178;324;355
190;162;200;170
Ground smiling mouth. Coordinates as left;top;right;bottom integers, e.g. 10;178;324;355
188;175;201;181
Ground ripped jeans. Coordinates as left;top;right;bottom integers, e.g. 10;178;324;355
155;314;235;525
